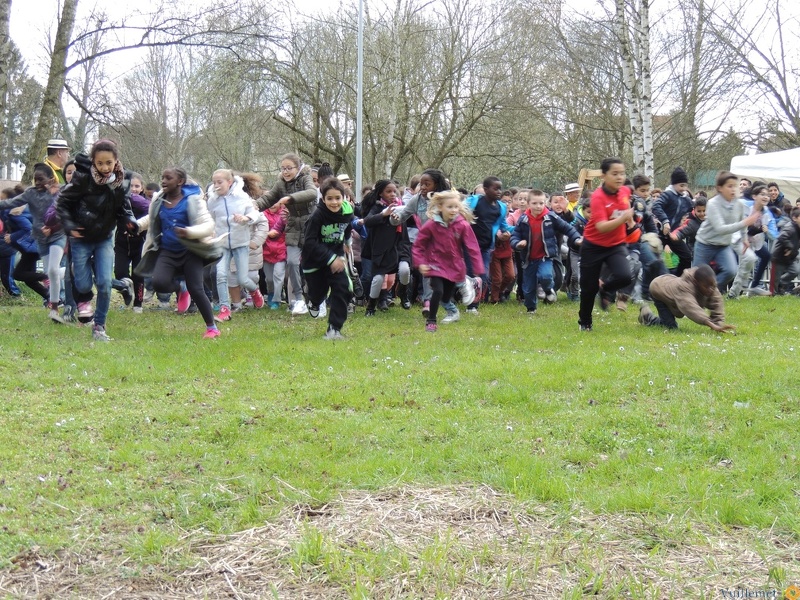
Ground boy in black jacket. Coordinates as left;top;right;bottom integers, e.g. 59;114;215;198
771;207;800;295
301;178;354;339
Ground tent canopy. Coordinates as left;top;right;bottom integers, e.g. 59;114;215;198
730;148;800;201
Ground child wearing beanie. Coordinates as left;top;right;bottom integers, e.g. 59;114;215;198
651;166;694;275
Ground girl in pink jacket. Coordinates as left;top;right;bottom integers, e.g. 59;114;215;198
412;191;484;332
261;208;287;310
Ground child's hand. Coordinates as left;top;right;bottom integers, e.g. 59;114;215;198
709;322;736;333
3;234;10;244
249;242;258;250
516;240;527;248
268;230;279;239
669;232;678;241
497;231;510;240
330;257;345;273
662;223;671;235
785;249;792;256
70;228;84;238
418;264;431;275
41;226;51;237
174;227;188;238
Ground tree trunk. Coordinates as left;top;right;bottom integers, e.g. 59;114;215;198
638;0;654;178
0;0;11;148
615;0;644;174
21;0;78;183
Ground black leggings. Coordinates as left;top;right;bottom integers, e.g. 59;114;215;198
13;252;48;299
428;276;456;323
152;249;215;326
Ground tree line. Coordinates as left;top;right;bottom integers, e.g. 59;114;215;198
0;0;797;190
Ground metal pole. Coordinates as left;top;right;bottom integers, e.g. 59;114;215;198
355;0;364;204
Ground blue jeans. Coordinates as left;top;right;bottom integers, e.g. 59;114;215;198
70;236;114;327
692;241;737;292
216;245;257;308
522;257;554;311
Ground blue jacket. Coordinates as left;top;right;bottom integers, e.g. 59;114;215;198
1;207;38;254
511;209;581;269
742;198;779;240
464;194;513;251
652;186;694;231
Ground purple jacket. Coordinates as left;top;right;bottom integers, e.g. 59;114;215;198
412;214;484;283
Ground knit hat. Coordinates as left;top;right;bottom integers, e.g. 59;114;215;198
670;167;688;186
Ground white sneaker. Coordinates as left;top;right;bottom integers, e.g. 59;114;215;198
545;289;557;303
466;307;479;315
746;286;771;297
323;327;345;340
309;302;327;319
442;309;460;324
132;306;143;314
460;278;475;306
291;300;309;316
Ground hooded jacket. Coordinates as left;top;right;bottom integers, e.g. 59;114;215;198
362;198;410;275
301;200;354;272
207;176;261;250
55;153;136;242
771;220;800;266
412;214;484;283
256;168;317;247
2;207;39;255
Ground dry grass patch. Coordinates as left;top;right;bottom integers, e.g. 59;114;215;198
2;484;798;599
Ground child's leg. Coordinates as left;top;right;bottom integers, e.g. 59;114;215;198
44;242;65;304
428;276;444;323
273;261;286;298
286;246;304;304
183;252;215;326
501;256;515;298
489;254;502;302
568;250;580;299
440;279;456;305
232;246;257;292
327;270;351;331
522;261;538;311
369;273;384;299
538;258;555;295
305;269;327;311
215;247;233;308
652;298;679;329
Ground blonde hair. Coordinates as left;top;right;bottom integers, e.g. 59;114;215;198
212;168;234;181
426;190;474;223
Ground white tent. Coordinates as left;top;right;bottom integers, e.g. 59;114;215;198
730;148;800;201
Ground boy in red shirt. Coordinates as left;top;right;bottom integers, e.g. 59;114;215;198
578;158;634;331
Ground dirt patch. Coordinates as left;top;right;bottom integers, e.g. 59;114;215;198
1;484;798;598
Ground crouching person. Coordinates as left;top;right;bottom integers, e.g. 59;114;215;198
638;264;735;332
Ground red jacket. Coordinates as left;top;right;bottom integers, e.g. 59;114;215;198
412;214;485;283
584;185;631;247
261;210;287;264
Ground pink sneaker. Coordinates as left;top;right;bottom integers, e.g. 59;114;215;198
176;290;191;313
425;322;437;333
422;300;431;318
203;327;220;339
77;301;94;320
215;305;232;322
251;289;265;309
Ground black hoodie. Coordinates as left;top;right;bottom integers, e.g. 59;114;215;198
301;201;353;273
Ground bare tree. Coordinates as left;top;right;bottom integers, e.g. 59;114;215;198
704;0;800;149
0;0;11;146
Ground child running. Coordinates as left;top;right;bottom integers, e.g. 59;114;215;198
136;167;222;339
360;179;411;315
207;169;265;321
578;157;634;331
301;177;354;340
511;190;582;315
56;140;137;340
0;164;64;322
412;190;484;332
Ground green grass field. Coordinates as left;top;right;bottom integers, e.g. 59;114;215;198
0;292;798;597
